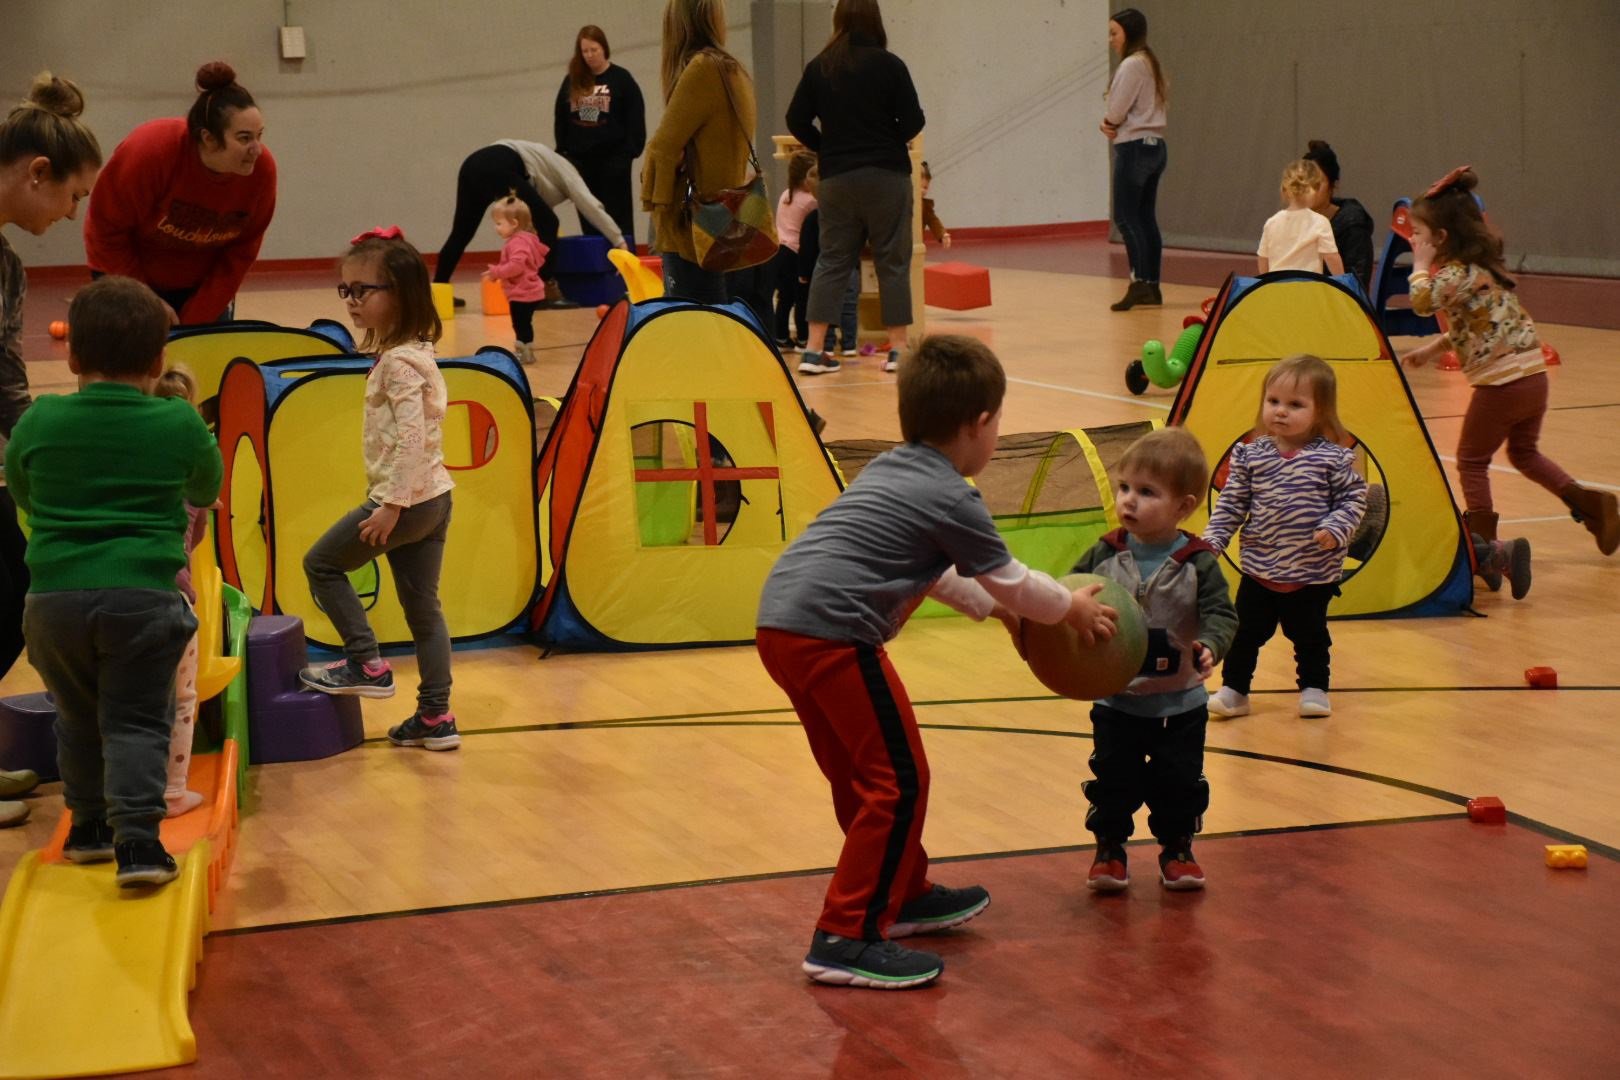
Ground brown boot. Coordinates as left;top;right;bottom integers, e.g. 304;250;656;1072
1560;482;1620;555
1110;281;1155;312
1462;510;1503;592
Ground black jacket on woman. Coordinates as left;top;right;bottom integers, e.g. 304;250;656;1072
1329;196;1375;294
554;63;646;165
785;35;924;179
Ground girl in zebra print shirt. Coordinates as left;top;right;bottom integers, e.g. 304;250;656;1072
1202;355;1367;720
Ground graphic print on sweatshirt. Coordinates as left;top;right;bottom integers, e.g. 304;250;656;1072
575;85;612;125
156;199;250;249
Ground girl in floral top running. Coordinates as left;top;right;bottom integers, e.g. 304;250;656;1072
1401;167;1618;564
300;227;460;750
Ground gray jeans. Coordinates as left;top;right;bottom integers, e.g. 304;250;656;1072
303;492;453;714
24;588;196;842
808;166;914;328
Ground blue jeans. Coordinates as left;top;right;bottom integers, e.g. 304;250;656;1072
1112;138;1167;283
24;588;197;841
662;250;729;305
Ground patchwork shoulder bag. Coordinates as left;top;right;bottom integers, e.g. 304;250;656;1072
684;68;779;272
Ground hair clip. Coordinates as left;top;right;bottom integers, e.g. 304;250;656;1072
350;225;405;245
1424;166;1472;199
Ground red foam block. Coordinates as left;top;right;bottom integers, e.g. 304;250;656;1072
1467;796;1507;824
924;262;992;311
1525;666;1558;689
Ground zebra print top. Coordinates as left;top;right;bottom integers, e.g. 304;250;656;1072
1202;435;1368;585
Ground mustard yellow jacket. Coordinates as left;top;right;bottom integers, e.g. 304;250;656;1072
640;51;757;262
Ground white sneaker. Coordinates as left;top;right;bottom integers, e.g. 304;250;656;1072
515;342;535;365
1207;687;1250;718
883;350;900;373
0;800;28;828
1299;688;1332;717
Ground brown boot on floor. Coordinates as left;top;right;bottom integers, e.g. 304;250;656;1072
1463;509;1504;592
1110;281;1157;312
1560;482;1620;555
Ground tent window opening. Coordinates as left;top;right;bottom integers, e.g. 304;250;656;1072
629;401;782;548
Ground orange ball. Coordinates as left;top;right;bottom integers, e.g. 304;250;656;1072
48;320;67;340
595;304;610;319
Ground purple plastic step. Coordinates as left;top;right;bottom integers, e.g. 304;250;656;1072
247;614;313;694
246;614;364;763
249;688;364;764
0;692;58;781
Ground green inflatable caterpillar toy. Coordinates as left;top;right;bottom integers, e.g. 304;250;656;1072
1125;320;1204;395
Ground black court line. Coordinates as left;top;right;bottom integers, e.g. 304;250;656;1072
217;812;1479;939
238;715;1620;938
355;683;1620;746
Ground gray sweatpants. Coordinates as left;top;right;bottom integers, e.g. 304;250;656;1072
303;492;453;714
25;588;196;842
807;166;914;328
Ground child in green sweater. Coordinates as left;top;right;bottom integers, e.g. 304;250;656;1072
4;276;221;887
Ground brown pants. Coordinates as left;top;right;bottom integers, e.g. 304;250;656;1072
1456;373;1572;512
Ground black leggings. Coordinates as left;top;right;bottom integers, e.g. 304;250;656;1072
435;146;560;282
508;300;541;345
571;153;635;249
1221;576;1337;693
770;245;807;342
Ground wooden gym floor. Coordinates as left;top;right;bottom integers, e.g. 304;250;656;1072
3;239;1618;1077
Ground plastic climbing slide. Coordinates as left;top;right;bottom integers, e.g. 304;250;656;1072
0;541;251;1078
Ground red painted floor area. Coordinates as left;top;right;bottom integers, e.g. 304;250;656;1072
149;819;1617;1079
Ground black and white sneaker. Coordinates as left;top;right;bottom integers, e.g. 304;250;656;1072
300;658;396;698
802;931;943;989
797;351;841;375
388;712;462;751
64;819;116;863
115;839;179;887
888;884;990;938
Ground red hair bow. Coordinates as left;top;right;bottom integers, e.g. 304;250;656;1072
350;225;405;245
1424;166;1472;199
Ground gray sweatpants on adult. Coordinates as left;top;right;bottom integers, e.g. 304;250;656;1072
25;588;196;842
808;166;914;328
303;492;453;714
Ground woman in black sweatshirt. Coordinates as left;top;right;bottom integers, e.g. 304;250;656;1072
555;25;647;249
786;0;924;377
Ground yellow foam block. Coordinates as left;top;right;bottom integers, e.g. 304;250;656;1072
430;281;456;321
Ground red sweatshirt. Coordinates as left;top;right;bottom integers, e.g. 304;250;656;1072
83;118;277;324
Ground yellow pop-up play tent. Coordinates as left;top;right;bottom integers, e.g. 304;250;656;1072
531;298;843;648
1169;272;1472;617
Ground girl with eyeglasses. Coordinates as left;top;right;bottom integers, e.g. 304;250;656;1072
299;228;461;751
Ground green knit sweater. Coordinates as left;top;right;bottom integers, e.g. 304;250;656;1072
3;382;222;593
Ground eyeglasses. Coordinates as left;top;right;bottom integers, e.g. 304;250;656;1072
337;282;391;301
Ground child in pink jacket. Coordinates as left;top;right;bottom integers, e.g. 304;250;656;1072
483;195;550;364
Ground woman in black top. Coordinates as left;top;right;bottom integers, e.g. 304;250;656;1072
1302;140;1374;294
555;26;646;250
786;0;924;377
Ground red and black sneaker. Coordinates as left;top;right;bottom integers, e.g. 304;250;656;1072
1159;844;1206;891
1087;842;1129;893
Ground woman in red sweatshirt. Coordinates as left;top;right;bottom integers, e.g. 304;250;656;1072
84;61;276;325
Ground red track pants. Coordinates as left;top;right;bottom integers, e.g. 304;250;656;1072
756;628;933;940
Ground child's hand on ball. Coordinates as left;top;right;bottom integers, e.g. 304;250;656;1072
992;605;1026;659
1066;583;1119;646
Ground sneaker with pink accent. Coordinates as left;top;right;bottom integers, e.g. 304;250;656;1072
389;712;461;751
300;657;396;698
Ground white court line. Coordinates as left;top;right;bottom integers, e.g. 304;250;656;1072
1436;454;1620;493
1501;515;1576;524
1006;376;1171;410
